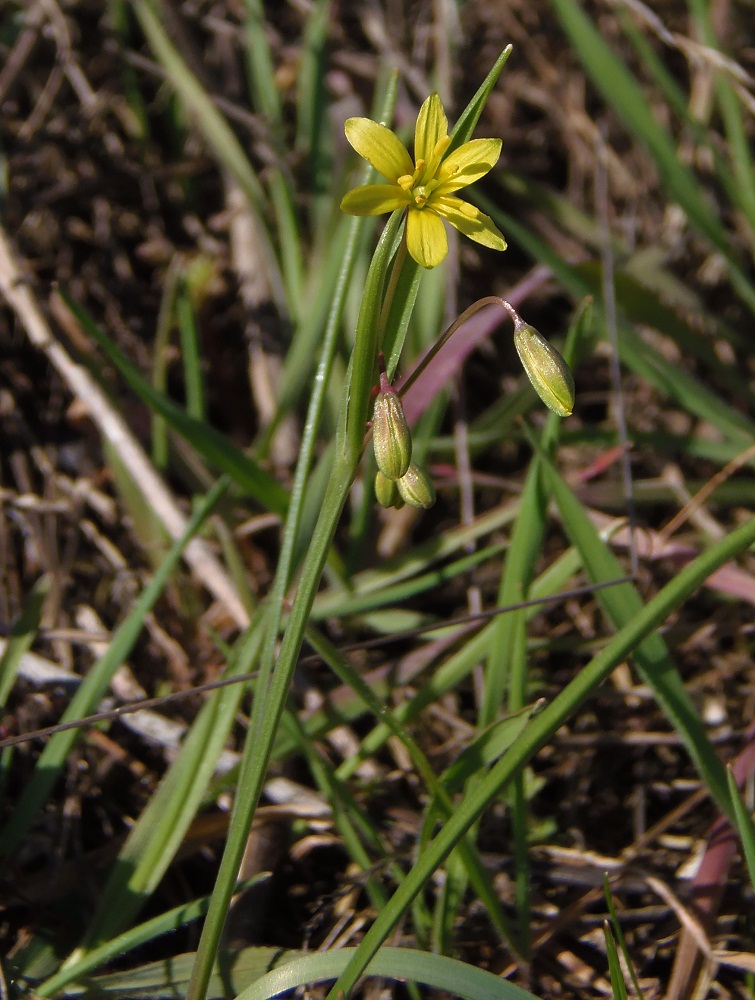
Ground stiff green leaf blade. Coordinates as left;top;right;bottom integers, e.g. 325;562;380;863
35;877;269;998
449;46;513;151
539;455;732;818
238;947;538;1000
0;478;227;858
58;291;289;515
727;766;755;889
0;575;49;709
325;514;755;1000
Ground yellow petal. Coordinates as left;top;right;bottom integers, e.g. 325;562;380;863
435;138;502;194
414;93;448;166
406;207;448;268
344;118;414;181
432;195;507;250
340;184;410;216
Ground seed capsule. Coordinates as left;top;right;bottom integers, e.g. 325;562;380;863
514;323;575;417
372;376;412;481
397;463;436;509
375;470;404;509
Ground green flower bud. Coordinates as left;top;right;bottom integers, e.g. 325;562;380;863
375;470;404;509
397;463;436;509
372;375;412;481
514;323;575;417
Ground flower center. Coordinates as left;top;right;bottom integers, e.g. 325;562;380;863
412;185;430;207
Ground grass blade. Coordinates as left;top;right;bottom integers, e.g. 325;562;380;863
131;0;287;312
35;876;268;997
59;291;289;514
0;477;228;858
0;576;49;710
548;0;755;316
238;947;539;1000
324;513;755;999
539;452;732;818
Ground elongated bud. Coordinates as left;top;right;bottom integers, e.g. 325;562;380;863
397;463;436;509
372;372;412;480
375;470;404;509
514;322;575;417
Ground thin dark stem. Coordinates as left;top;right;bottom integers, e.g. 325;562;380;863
398;295;516;399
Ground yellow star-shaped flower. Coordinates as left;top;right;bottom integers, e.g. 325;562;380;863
340;93;507;269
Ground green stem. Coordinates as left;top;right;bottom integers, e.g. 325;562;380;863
378;231;408;334
398;295;512;399
187;210;405;1000
345;213;406;459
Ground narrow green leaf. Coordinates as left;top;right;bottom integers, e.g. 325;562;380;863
177;281;205;420
71;612;266;953
58;290;289;515
325;514;755;999
549;0;755;316
540;454;732;818
604;874;643;1000
57;946;304;998
0;478;228;858
0;576;49;709
36;876;268;998
131;0;287;311
603;921;629;1000
727;766;755;889
238;947;539;1000
449;46;513;151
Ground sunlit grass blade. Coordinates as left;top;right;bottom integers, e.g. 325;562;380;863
54;946;304;999
240;0;304;312
324;513;755;1000
686;0;755;238
241;0;282;125
35;875;268;998
0;477;228;859
313;542;505;620
296;0;333;234
0;576;49;710
548;0;755;316
150;256;181;470
726;766;755;889
449;45;513;151
130;0;288;312
58;291;289;514
176;279;205;420
238;946;539;1000
603;921;629;1000
66;612;266;958
604;874;643;999
538;452;733;819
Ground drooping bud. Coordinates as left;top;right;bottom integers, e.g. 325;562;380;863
513;321;575;417
396;463;436;509
372;371;412;481
375;470;404;509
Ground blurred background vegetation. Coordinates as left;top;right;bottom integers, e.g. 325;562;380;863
1;1;754;998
